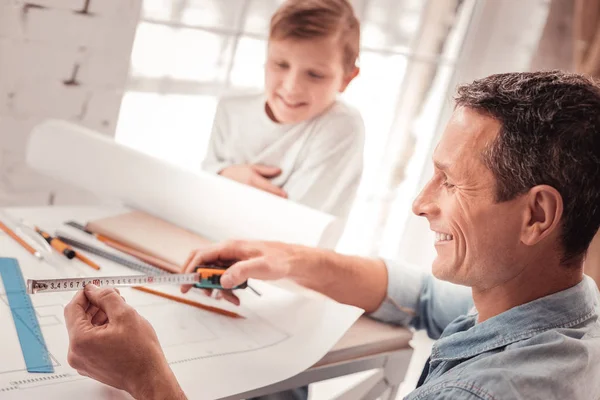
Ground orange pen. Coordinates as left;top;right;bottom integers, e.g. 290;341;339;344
36;227;100;271
36;227;76;259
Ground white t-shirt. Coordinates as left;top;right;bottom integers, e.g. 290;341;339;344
202;93;365;219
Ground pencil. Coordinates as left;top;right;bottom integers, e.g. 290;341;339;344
0;220;42;259
132;286;244;319
74;252;101;271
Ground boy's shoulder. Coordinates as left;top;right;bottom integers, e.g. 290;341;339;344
306;100;365;149
322;100;364;125
316;100;365;141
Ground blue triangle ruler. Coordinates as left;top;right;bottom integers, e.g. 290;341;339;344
0;257;54;373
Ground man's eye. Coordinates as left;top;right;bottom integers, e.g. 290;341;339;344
442;180;455;189
308;71;324;79
276;62;289;69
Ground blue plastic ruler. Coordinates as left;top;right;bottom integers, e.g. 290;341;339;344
0;257;54;373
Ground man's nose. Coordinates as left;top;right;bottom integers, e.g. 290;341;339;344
412;183;439;218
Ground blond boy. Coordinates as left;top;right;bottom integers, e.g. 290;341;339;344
203;0;364;220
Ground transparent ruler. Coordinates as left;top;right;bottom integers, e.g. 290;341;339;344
1;258;54;372
27;273;200;294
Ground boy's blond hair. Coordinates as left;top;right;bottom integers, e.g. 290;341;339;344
270;0;361;73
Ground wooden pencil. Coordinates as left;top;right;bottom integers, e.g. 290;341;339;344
0;220;41;259
132;286;244;319
74;252;101;271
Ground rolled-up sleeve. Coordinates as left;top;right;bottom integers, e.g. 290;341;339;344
369;260;473;340
369;259;426;327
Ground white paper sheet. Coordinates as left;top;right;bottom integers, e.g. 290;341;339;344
0;207;363;399
26;120;343;248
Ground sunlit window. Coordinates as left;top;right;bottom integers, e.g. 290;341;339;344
116;0;474;256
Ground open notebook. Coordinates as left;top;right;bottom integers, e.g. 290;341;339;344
85;210;212;272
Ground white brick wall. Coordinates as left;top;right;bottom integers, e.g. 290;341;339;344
0;0;141;206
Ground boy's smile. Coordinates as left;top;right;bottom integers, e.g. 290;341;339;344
276;94;308;109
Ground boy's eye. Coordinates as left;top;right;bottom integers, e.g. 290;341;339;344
276;62;289;69
308;71;324;79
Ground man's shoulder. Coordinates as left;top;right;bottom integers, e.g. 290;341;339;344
415;367;592;400
408;381;497;400
425;337;600;400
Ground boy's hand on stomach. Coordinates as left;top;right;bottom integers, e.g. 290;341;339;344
220;164;288;198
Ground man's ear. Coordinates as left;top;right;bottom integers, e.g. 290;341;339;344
521;185;563;246
339;66;359;92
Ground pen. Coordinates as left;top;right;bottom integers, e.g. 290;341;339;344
0;220;43;259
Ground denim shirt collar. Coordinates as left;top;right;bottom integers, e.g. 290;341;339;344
431;276;599;362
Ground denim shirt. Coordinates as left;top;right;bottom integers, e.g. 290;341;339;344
370;260;600;400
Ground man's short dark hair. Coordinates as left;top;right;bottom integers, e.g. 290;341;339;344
455;70;600;265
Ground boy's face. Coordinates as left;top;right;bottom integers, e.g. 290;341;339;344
265;36;357;124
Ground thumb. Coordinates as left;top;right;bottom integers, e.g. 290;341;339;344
84;284;126;319
251;164;282;178
220;258;274;289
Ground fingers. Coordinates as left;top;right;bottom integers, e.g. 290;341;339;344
250;175;288;198
212;290;239;305
85;299;109;326
85;303;100;322
64;290;92;337
218;290;240;306
220;258;273;288
181;242;255;294
251;164;282;178
91;310;109;326
84;284;127;320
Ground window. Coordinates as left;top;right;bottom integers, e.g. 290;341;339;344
116;0;475;256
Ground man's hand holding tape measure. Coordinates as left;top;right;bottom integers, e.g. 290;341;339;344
180;240;387;311
64;284;186;399
180;240;317;305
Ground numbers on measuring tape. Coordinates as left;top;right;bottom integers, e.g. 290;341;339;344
27;273;203;295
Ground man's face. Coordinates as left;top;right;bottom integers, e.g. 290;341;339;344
412;107;528;288
264;36;356;124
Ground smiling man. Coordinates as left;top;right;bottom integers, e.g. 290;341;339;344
65;71;600;399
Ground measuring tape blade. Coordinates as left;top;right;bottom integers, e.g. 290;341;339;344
0;258;54;373
28;273;200;294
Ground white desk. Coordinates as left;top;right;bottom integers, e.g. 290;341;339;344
1;206;413;399
222;316;413;400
